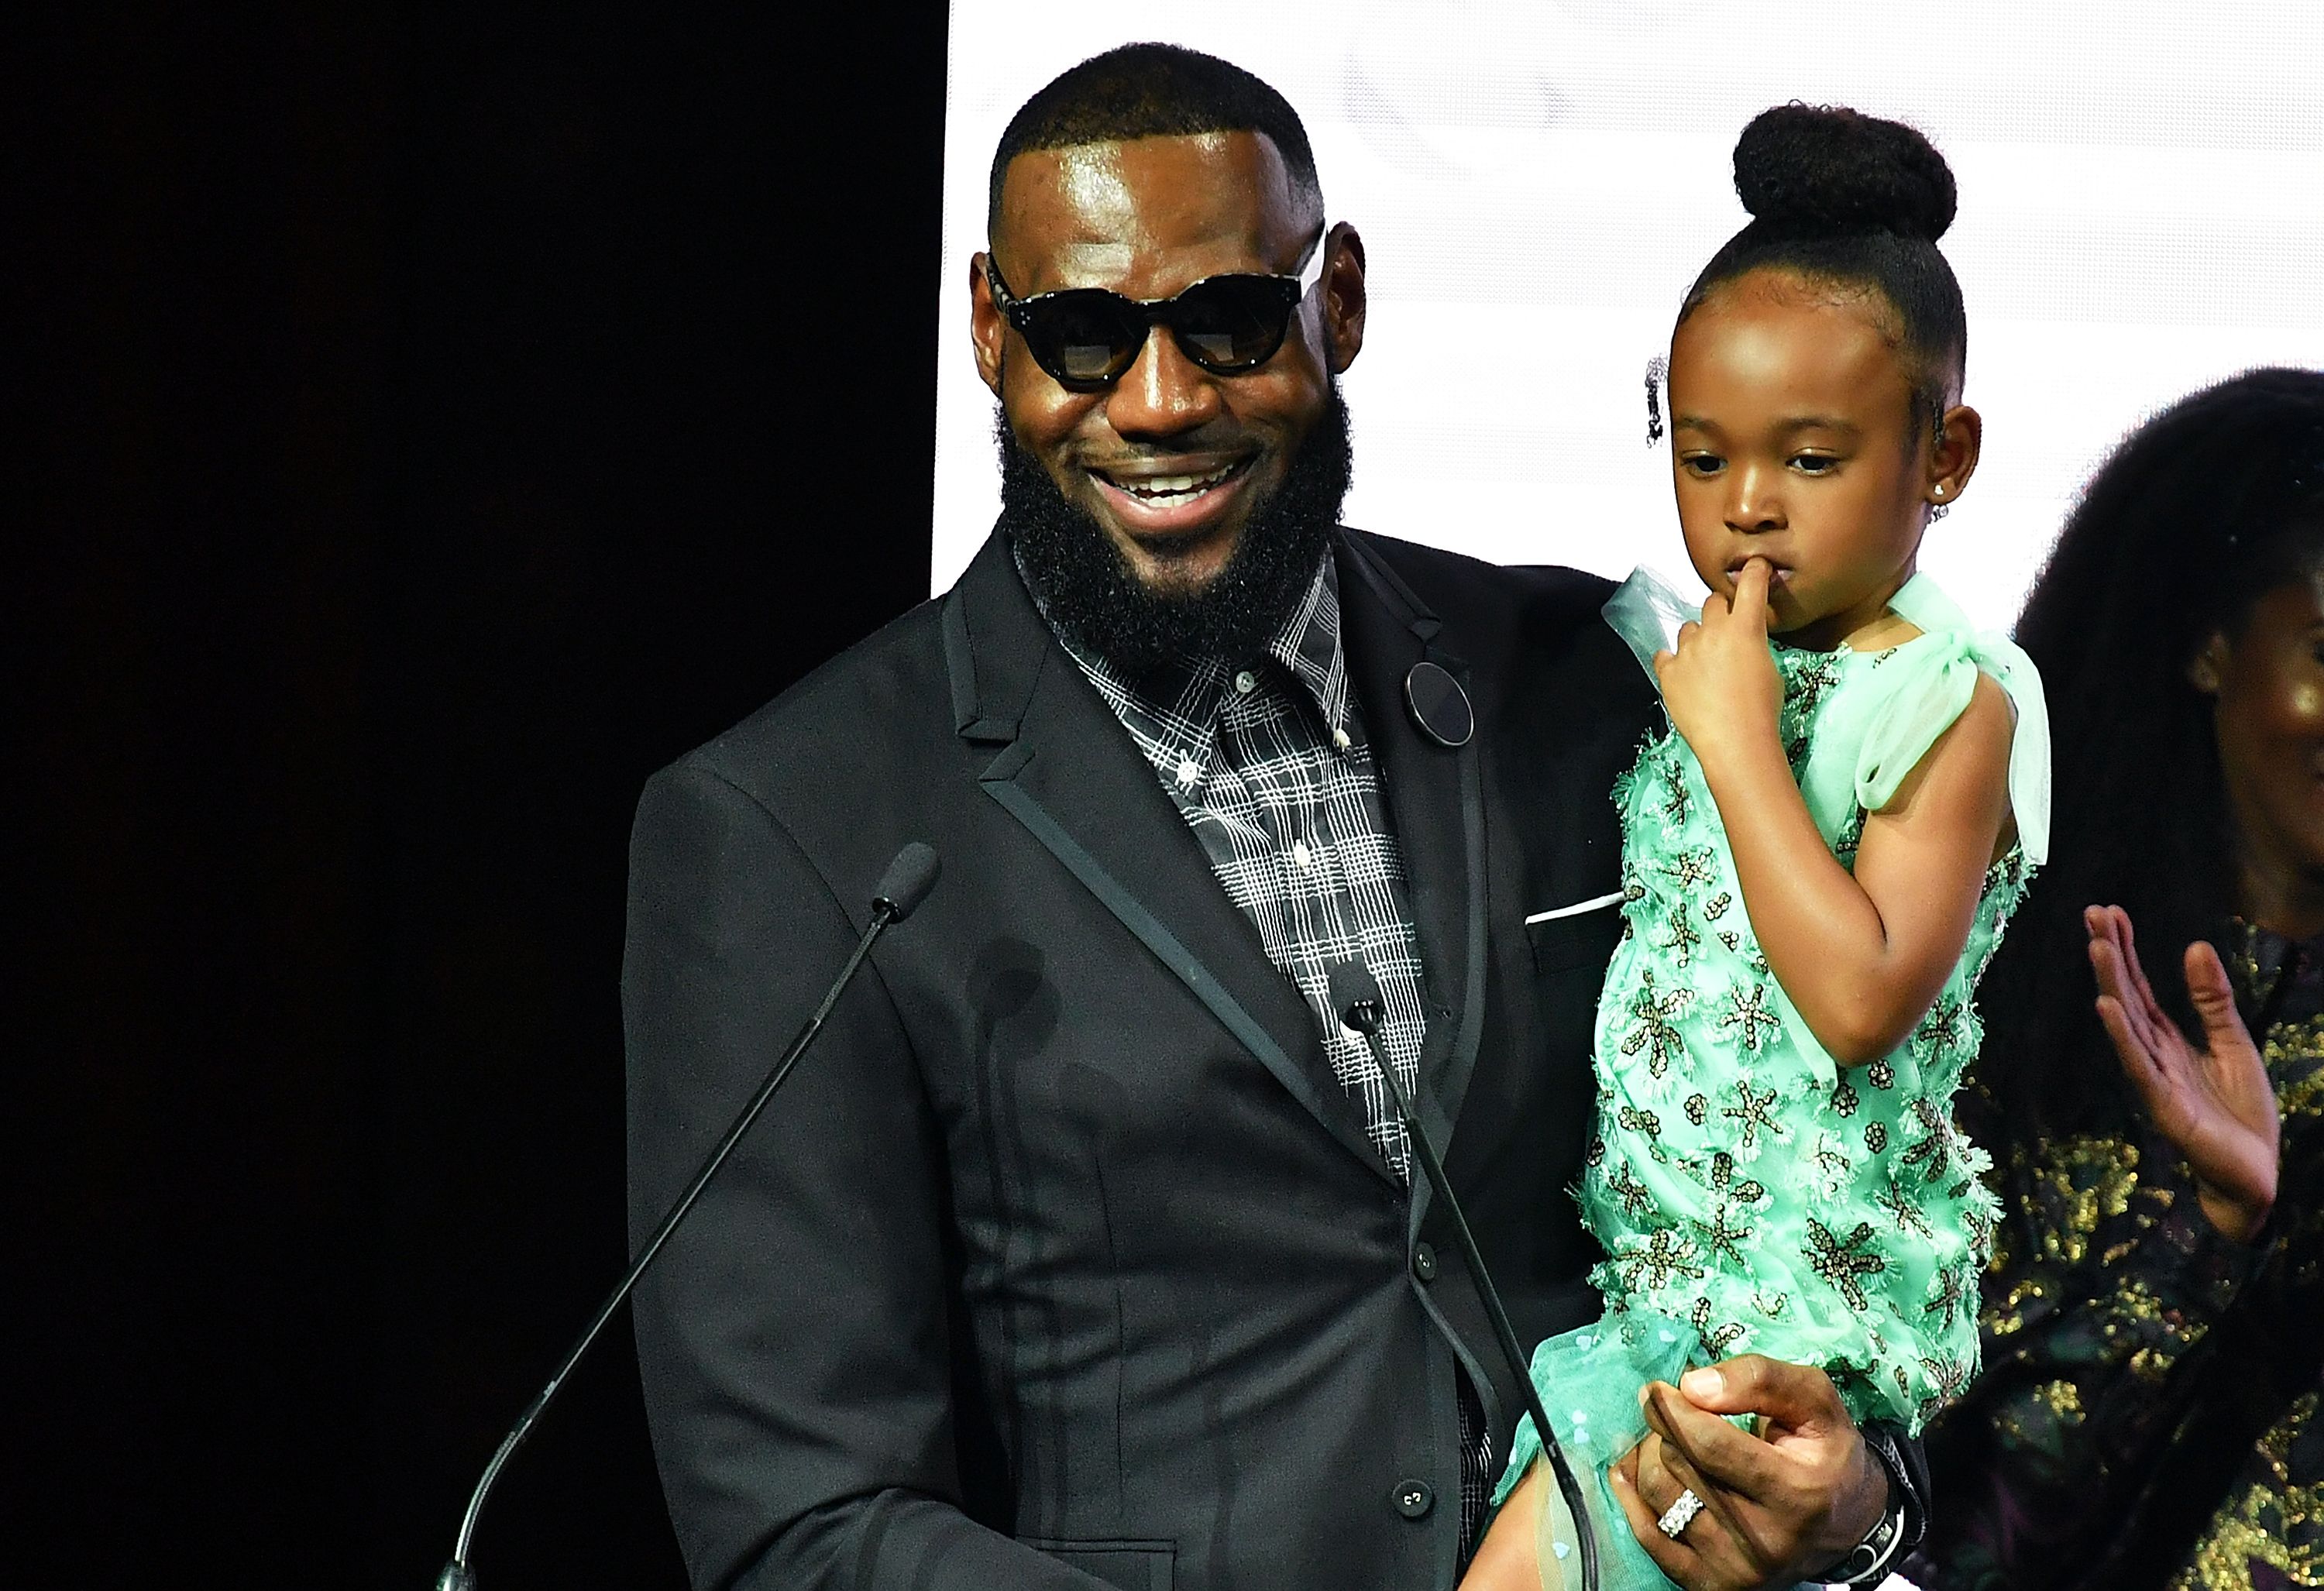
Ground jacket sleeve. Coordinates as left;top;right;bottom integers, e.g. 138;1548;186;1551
1908;1115;2281;1588
623;761;1106;1590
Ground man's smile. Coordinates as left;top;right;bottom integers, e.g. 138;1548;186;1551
1086;455;1257;538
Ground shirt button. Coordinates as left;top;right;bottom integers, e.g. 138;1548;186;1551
1291;839;1312;869
1233;668;1258;695
1411;1242;1437;1283
1391;1479;1435;1520
1175;757;1200;788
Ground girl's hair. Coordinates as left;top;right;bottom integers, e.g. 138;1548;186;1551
1975;366;2324;1136
1678;104;1967;444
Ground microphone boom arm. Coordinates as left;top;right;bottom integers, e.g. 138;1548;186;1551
1334;973;1601;1591
436;844;933;1591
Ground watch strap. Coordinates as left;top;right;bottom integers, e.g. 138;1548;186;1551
1807;1424;1921;1586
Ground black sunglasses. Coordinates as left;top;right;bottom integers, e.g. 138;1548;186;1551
985;230;1329;392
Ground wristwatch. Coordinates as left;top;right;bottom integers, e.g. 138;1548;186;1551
1812;1500;1905;1586
1807;1424;1923;1587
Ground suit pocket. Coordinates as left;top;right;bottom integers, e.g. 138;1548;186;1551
1018;1538;1175;1590
1525;895;1624;976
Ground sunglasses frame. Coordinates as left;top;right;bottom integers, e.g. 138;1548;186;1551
984;228;1332;393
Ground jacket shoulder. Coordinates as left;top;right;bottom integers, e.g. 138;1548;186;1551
658;596;953;807
1344;527;1620;634
1342;527;1642;683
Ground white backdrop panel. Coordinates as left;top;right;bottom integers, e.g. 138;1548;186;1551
933;2;2324;631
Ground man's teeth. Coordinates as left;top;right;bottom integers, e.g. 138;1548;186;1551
1119;466;1234;500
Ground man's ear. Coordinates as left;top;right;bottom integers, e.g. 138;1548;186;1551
969;250;1006;397
2190;631;2229;695
1320;222;1366;373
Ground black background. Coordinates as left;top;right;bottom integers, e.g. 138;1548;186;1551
19;5;947;1585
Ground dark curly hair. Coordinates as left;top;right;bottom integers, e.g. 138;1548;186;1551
1676;103;1967;444
1974;367;2324;1135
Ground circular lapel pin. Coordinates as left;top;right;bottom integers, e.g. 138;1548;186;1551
1403;661;1473;748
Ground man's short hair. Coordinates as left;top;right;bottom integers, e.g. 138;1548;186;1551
988;43;1322;235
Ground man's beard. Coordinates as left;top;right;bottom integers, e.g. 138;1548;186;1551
998;383;1354;677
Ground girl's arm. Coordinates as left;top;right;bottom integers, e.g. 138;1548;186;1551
1655;558;2014;1066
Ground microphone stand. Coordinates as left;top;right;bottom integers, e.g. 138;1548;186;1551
435;843;938;1590
1332;964;1600;1591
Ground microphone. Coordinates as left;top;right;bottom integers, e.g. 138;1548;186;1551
1326;960;1600;1591
435;841;943;1591
871;840;940;922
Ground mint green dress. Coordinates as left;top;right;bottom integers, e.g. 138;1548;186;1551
1494;571;2051;1589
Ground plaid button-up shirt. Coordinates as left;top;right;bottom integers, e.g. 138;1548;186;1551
1038;551;1494;1545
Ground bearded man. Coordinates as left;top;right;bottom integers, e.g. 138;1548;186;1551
624;43;1919;1591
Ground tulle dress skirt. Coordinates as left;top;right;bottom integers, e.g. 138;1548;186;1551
1500;1309;1697;1590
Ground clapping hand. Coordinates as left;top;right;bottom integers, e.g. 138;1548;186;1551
2086;903;2281;1242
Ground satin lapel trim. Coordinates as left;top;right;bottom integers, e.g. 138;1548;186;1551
951;537;1398;1188
980;775;1394;1182
1338;534;1490;1183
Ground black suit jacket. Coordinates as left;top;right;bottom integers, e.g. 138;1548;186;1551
624;527;1659;1590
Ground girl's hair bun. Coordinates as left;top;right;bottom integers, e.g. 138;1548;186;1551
1732;103;1956;243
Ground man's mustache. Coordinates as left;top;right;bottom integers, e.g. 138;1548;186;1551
994;383;1353;676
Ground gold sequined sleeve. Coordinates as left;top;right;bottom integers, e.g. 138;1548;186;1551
1910;1103;2276;1587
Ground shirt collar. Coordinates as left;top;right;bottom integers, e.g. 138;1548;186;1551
1024;548;1350;742
2234;916;2324;990
1261;553;1350;740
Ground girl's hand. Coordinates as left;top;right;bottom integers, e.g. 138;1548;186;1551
2086;903;2281;1243
1653;558;1783;771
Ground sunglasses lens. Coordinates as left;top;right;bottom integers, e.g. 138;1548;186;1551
1019;291;1141;386
1170;277;1296;373
1009;275;1301;387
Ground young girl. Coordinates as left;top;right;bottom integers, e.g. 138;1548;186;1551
1467;105;2050;1589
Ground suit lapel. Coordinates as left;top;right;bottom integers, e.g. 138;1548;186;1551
945;533;1398;1187
1337;532;1490;1182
